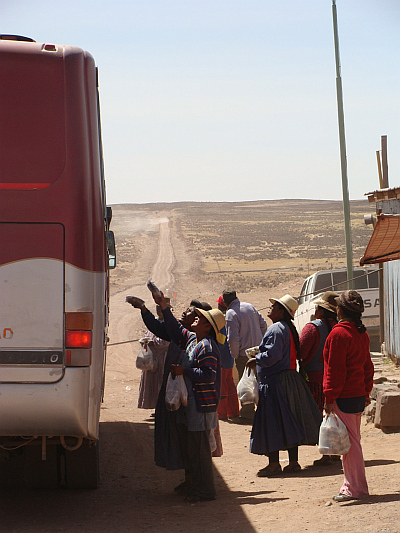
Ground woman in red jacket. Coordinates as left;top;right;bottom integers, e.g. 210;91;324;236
323;290;374;502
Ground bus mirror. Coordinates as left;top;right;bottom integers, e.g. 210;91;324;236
107;230;116;269
106;206;113;225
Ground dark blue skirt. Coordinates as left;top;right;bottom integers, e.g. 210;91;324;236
154;343;185;470
250;369;322;455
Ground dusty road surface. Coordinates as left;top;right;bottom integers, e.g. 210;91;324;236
1;206;399;533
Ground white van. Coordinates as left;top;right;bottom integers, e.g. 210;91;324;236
294;267;379;351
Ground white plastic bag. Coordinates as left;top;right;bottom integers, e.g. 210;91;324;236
135;338;158;372
318;413;351;456
165;374;188;411
237;367;259;406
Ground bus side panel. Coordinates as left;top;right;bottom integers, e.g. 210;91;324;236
0;369;90;436
65;266;107;439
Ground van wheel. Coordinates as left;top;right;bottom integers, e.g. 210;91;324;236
63;439;99;489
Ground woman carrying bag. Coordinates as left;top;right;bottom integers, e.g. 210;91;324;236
247;295;322;477
323;290;374;502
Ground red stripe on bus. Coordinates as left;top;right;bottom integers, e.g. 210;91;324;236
0;183;51;190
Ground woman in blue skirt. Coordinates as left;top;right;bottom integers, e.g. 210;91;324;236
246;294;322;477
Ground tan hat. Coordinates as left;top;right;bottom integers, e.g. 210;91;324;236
314;291;339;314
195;308;226;344
269;294;299;319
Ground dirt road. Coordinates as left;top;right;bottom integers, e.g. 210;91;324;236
1;207;399;533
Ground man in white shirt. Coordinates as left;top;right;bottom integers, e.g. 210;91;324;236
223;289;268;420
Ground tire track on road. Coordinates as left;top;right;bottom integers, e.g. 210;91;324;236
150;218;175;293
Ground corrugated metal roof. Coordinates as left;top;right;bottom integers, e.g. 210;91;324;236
360;214;400;265
366;187;400;203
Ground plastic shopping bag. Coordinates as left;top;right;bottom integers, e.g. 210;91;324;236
165;374;188;411
237;367;259;406
318;413;351;456
135;338;158;372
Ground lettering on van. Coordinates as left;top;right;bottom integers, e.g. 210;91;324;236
363;298;379;309
0;328;14;339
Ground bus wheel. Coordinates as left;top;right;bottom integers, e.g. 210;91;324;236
64;439;100;489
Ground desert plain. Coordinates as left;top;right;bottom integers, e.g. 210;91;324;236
1;199;399;533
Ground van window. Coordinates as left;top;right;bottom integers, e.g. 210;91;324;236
367;269;379;288
332;271;348;291
314;273;332;294
353;269;368;290
298;280;308;305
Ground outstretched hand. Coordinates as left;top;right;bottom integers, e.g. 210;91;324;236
152;291;169;310
126;296;146;309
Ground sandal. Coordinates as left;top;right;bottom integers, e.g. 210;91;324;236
282;462;302;473
256;465;282;478
332;493;355;502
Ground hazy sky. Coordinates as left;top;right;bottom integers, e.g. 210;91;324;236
3;1;400;204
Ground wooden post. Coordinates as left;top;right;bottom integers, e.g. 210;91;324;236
381;135;388;188
376;150;383;189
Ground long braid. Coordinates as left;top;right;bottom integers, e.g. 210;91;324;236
280;306;300;358
340;306;366;333
321;308;337;334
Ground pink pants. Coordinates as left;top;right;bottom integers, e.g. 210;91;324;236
334;401;369;498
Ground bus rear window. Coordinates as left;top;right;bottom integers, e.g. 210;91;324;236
0;49;66;188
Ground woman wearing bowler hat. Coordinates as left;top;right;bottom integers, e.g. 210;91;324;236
246;294;322;477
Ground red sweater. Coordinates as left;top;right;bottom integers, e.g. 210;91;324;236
323;321;374;404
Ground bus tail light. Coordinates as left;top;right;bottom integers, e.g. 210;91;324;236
65;330;92;349
65;312;93;331
66;349;91;366
65;312;93;366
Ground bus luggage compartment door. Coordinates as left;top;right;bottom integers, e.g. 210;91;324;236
0;223;64;383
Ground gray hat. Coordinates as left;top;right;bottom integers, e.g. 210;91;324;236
314;291;339;314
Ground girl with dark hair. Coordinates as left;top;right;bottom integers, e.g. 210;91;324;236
246;295;322;477
323;290;374;502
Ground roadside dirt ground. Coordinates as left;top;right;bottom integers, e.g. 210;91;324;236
1;207;399;533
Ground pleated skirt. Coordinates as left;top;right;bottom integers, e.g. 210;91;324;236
250;369;323;455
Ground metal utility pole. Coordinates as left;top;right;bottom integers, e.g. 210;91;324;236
332;0;353;288
379;135;389;349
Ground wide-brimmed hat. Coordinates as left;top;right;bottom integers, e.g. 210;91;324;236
269;294;299;319
195;308;226;344
314;291;339;314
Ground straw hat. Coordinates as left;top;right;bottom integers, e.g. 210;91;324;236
314;291;339;314
195;308;226;344
269;294;299;319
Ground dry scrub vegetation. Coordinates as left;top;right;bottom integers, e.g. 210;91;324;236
111;199;375;294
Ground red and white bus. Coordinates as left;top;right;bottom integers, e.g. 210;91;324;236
0;35;115;488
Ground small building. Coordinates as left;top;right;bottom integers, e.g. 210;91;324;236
361;187;400;364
